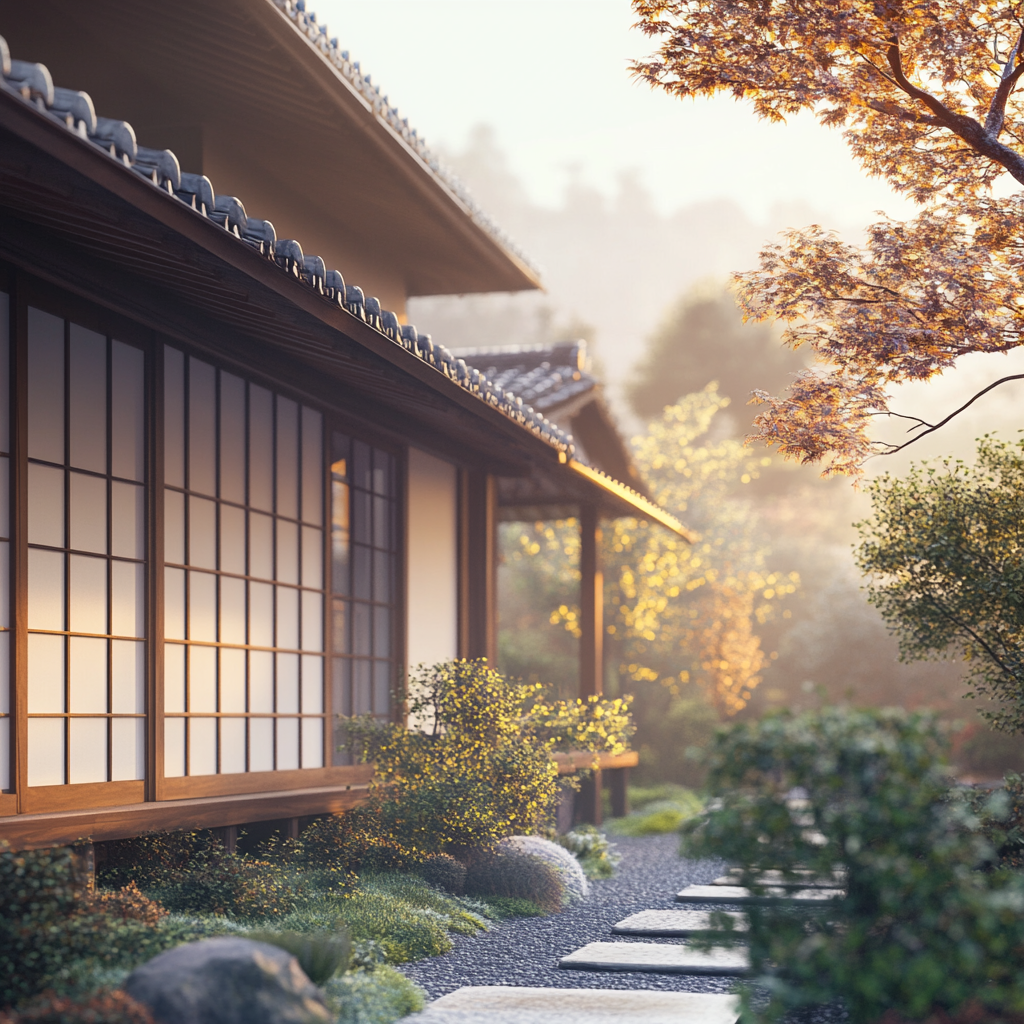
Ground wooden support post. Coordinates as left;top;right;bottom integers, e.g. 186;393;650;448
215;825;237;853
575;770;603;826
579;504;603;698
608;766;630;819
285;817;300;841
458;470;496;663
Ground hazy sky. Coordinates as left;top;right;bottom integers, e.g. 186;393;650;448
312;0;1024;466
315;0;913;225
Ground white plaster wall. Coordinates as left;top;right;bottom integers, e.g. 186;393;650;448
406;447;458;672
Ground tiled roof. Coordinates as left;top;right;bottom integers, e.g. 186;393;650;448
0;32;575;458
459;341;598;414
274;0;538;277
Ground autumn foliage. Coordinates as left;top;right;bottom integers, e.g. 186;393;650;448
632;1;1024;473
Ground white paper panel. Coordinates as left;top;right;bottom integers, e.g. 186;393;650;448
188;357;216;497
249;385;273;512
189;496;217;569
164;567;186;640
188;643;217;713
276;587;299;650
111;560;144;638
112;640;145;713
275;716;299;771
70;472;107;554
301;655;323;713
28;549;65;631
112;717;144;781
164;716;185;777
219;503;246;574
69;554;107;634
69;324;107;474
301;526;323;589
189;717;217;776
111;482;144;559
249;581;273;647
220;717;246;774
111;340;145;482
164;643;186;712
249;650;274;713
219;647;246;712
28;633;64;713
164;347;185;488
164;488;185;563
276;396;299;520
69;717;107;784
27;308;65;464
69;636;107;713
301;716;323;769
249;511;273;580
219;575;246;645
276;652;299;713
28;463;65;547
249;716;273;772
301;590;323;652
301;406;323;526
219;372;246;504
275;519;298;584
188;570;217;642
28;717;64;786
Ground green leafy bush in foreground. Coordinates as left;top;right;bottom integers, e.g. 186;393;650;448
684;707;1024;1024
324;966;425;1024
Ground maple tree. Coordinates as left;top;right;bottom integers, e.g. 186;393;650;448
632;0;1024;474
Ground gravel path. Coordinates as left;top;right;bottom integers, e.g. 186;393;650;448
400;833;734;998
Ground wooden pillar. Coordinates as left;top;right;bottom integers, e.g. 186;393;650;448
576;771;603;826
458;470;496;663
579;504;603;698
608;766;630;818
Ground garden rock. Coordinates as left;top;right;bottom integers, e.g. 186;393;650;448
124;936;331;1024
498;836;589;902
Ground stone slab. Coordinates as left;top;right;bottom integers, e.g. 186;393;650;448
715;868;845;889
405;987;740;1024
676;884;843;906
612;909;748;937
559;941;750;975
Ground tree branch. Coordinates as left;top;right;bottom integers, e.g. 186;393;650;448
985;26;1024;135
869;374;1024;457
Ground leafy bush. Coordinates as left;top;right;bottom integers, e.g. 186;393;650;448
684;707;1024;1024
341;660;561;857
555;826;620;879
966;772;1024;871
153;854;298;920
608;786;704;835
298;810;411;874
0;843;86;1007
246;930;351;985
98;832;215;889
413;855;466;895
525;693;636;755
464;849;565;913
0;989;154;1024
324;966;425;1024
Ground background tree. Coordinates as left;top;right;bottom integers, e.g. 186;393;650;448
856;435;1024;733
627;281;805;428
632;0;1024;474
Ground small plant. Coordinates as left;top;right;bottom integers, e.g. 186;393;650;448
555;826;620;879
464;850;565;914
154;854;297;920
413;855;466;895
324;966;425;1024
0;989;154;1024
474;896;545;919
498;836;588;902
246;930;351;985
81;883;168;926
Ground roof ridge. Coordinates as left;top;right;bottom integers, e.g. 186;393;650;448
276;0;541;278
0;32;576;460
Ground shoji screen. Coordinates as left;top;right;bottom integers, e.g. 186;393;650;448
25;309;146;787
329;432;398;761
162;347;326;777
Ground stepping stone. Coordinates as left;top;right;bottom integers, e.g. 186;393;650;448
560;941;750;975
676;884;843;906
713;868;846;889
613;909;747;937
406;987;740;1024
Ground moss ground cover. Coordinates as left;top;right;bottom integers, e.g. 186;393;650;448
606;784;705;836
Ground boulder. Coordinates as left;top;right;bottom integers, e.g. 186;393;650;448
124;936;331;1024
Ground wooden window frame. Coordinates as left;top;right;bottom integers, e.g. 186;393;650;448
0;267;388;816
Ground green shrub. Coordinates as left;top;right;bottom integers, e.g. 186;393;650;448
464;850;564;913
684;707;1024;1024
967;772;1024;870
412;855;466;895
340;660;561;857
245;930;351;985
298;809;412;873
0;989;154;1024
324;966;425;1024
554;826;620;879
98;831;216;889
0;843;86;1007
153;854;297;920
608;788;704;836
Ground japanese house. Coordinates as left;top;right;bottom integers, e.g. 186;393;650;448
0;0;687;851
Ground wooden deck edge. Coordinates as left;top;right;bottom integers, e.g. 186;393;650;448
0;783;371;851
554;750;640;775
